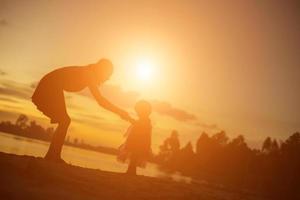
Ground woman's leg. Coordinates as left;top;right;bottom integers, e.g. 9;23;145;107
45;117;71;161
127;154;138;175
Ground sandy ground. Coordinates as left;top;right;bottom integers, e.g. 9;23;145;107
0;152;269;200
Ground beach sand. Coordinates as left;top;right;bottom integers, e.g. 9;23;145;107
0;152;268;200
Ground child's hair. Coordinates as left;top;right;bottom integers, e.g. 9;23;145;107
135;100;152;117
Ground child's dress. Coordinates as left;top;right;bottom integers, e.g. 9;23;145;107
117;118;152;167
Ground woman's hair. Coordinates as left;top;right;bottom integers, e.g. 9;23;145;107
91;58;114;82
135;100;152;117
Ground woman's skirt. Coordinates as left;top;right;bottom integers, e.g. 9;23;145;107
32;78;69;124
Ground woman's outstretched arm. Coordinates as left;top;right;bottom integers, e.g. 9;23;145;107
89;85;134;122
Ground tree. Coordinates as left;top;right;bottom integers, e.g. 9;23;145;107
15;114;28;129
156;130;300;197
157;130;181;165
177;142;195;174
262;137;272;153
164;130;180;153
45;127;54;137
229;135;247;148
196;132;210;155
181;142;194;155
211;131;228;146
270;139;279;154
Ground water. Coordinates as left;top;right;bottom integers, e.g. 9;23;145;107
0;131;191;182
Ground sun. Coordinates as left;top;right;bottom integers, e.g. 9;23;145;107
135;59;154;81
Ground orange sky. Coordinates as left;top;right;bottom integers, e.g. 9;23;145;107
0;0;299;151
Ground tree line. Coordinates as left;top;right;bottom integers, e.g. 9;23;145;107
0;114;118;155
0;114;54;141
155;130;300;199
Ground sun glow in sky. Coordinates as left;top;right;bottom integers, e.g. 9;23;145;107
135;58;155;82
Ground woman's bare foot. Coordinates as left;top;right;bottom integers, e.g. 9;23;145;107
126;169;137;176
44;155;66;164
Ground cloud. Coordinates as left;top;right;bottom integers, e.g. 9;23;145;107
0;70;7;76
30;82;37;89
0;96;19;103
79;84;198;122
0;110;19;122
195;122;219;130
0;80;33;100
0;19;8;26
151;100;197;122
0;87;28;99
72;114;123;133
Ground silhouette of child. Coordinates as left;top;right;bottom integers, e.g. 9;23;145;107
117;100;152;175
32;59;132;163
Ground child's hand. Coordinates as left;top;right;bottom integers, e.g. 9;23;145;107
119;111;135;123
119;110;129;120
127;116;136;124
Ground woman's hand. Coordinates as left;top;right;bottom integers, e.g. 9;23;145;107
119;110;135;123
119;110;129;120
89;85;136;123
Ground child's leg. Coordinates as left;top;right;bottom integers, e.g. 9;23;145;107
127;154;138;175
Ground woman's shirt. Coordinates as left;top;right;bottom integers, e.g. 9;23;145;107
41;66;97;92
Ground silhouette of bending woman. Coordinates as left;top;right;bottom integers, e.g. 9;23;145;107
32;59;131;163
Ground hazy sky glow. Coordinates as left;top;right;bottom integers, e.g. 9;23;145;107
0;0;299;150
